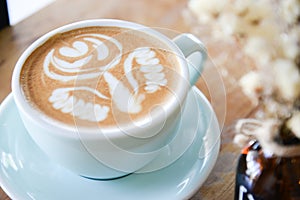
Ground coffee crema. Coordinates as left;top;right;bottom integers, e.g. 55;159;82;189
20;26;182;127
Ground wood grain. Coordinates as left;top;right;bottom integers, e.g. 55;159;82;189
0;0;255;199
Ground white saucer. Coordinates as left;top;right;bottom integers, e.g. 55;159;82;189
0;87;220;200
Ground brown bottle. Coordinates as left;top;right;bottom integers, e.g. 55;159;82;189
234;123;300;200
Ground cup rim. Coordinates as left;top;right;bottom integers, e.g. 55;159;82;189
11;19;190;139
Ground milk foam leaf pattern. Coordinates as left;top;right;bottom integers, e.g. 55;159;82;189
81;33;123;71
83;37;109;60
103;72;145;114
53;52;93;71
49;88;110;122
44;33;169;122
59;41;89;57
43;34;123;81
125;47;168;94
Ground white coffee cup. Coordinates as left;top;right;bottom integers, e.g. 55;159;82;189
12;19;206;179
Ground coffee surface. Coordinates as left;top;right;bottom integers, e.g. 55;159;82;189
20;26;182;127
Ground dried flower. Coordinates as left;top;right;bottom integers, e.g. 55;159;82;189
188;0;300;155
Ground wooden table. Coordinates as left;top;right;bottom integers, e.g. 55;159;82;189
0;0;255;199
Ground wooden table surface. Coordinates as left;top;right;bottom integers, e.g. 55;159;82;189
0;0;256;199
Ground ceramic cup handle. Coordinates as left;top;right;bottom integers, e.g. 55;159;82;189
173;34;207;86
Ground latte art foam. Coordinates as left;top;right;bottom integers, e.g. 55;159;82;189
20;27;181;127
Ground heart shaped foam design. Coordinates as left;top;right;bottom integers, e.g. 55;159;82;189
59;41;88;57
